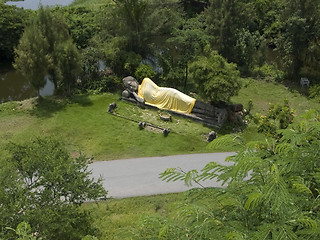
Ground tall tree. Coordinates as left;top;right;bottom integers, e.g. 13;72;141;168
13;24;51;96
35;6;71;88
166;15;209;90
99;0;183;76
204;0;260;67
55;39;82;96
275;0;320;82
14;5;81;95
113;0;149;55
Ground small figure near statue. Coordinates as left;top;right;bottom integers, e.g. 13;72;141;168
122;76;244;128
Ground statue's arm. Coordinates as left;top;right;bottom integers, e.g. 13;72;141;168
132;91;145;104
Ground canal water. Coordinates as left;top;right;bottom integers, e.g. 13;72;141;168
0;69;55;104
6;0;74;10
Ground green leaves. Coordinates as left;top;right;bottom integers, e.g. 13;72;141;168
0;137;107;239
158;110;320;239
0;3;28;61
13;6;82;96
189;51;242;103
160;167;200;187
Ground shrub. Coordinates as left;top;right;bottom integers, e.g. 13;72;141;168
189;51;242;103
252;64;285;82
134;64;156;81
309;84;320;102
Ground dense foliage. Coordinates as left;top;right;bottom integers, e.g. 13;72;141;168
190;51;242;103
0;138;106;239
5;0;320;96
0;3;28;62
137;110;320;239
14;6;82;96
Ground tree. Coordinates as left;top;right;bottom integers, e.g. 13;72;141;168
0;138;106;240
98;0;183;76
166;15;209;90
0;3;27;62
158;110;320;239
189;51;242;103
35;6;73;89
54;6;101;49
55;39;82;96
112;0;149;55
13;24;51;96
204;0;262;70
275;0;320;82
14;6;82;95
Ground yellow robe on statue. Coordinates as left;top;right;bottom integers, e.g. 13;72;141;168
138;78;196;114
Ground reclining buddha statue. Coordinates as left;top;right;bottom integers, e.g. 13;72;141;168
121;76;228;127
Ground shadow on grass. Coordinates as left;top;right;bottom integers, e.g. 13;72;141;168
283;80;310;96
30;95;93;118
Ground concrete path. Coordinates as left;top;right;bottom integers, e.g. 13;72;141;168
89;152;235;199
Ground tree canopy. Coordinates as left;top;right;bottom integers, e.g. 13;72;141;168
0;3;27;62
0;137;106;239
190;51;242;103
14;6;81;96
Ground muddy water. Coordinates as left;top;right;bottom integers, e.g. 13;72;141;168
0;71;36;103
0;70;55;104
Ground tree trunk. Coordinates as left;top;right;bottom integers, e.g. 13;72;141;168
184;64;188;91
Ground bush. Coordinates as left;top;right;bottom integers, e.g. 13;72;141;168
189;51;242;103
253;99;294;136
134;64;156;81
80;74;121;94
309;84;320;102
252;64;285;82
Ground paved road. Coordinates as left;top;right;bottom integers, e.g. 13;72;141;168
89;152;235;199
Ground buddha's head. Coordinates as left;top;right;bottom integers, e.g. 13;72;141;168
123;76;139;92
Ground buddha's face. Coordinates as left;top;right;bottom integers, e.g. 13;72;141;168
123;76;139;92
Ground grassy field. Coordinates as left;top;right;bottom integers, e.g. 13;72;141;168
0;93;214;161
1;79;318;161
231;78;320;115
83;192;187;239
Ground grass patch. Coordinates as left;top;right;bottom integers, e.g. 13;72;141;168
1;79;319;160
232;79;320;115
0;93;213;160
83;193;185;239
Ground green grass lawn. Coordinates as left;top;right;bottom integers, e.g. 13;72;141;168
1;79;318;161
0;93;213;161
83;192;187;239
231;79;320;115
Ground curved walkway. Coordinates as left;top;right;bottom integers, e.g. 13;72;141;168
89;152;235;199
